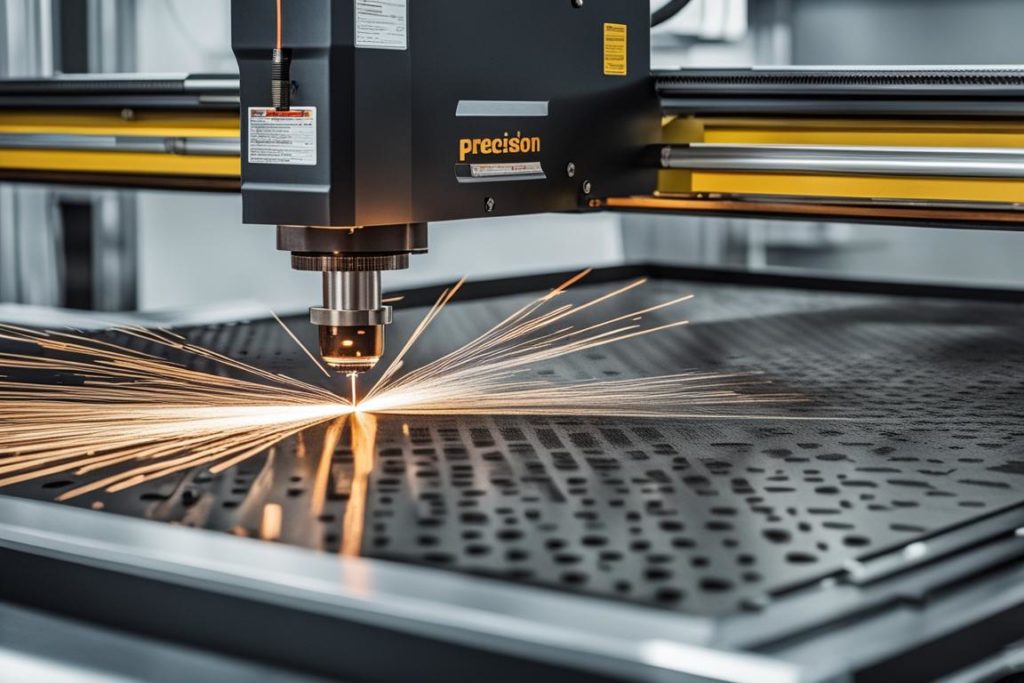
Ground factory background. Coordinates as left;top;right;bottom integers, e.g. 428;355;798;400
2;0;1024;319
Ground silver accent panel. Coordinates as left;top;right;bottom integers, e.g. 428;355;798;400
455;100;549;117
456;162;547;184
309;307;392;327
661;144;1024;179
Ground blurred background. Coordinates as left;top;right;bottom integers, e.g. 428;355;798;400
1;0;1023;317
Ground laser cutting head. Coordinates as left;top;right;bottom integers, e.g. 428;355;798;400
280;224;428;375
235;0;657;374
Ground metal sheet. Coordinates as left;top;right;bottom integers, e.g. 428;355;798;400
2;276;1023;620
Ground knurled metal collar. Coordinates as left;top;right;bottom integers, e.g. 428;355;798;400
291;253;409;272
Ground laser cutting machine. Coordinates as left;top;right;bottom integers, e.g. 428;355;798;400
1;2;1024;682
232;0;659;373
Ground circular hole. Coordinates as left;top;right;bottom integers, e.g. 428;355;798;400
654;587;685;603
763;528;791;544
561;572;588;586
700;577;733;592
645;568;672;581
786;551;819;565
423;552;455;564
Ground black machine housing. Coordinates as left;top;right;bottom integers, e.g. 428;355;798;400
232;0;660;229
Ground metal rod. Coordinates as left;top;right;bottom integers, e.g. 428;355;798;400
323;271;382;312
661;144;1024;179
0;134;240;156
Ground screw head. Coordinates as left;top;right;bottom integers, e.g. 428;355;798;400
484;197;496;213
582;180;593;195
572;0;583;7
566;162;577;178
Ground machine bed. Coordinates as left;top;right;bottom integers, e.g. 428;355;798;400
1;267;1023;681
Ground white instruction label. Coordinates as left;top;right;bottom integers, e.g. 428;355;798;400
248;107;317;166
355;0;408;50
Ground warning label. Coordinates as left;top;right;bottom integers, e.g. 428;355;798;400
248;107;317;166
355;0;408;51
603;23;627;76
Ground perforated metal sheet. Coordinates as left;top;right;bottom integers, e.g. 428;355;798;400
4;276;1024;618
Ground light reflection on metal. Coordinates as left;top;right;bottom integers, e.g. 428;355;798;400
0;323;352;500
310;418;345;519
342;412;377;557
260;503;283;541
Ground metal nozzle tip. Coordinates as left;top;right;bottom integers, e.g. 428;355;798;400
323;358;380;374
319;324;384;374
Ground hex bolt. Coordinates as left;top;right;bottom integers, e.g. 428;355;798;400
567;162;577;178
484;197;496;213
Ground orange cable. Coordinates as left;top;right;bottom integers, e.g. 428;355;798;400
276;0;283;50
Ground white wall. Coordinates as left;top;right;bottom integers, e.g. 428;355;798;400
650;0;754;69
136;191;624;313
134;0;235;73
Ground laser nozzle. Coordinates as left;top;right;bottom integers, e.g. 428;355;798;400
318;324;384;374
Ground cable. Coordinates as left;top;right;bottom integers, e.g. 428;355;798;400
271;0;290;109
276;0;282;50
651;0;695;28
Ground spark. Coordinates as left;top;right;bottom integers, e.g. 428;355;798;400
270;311;331;378
357;271;803;417
0;271;804;505
0;323;352;501
343;411;377;557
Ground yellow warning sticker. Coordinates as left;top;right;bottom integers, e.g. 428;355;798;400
604;23;627;76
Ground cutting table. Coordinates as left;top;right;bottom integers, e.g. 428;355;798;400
1;267;1022;682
